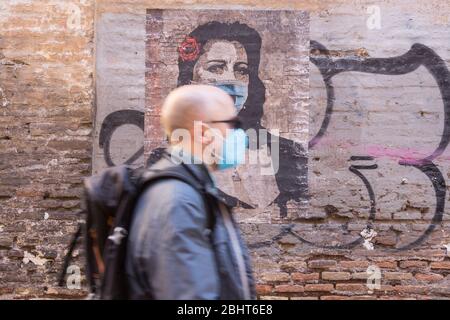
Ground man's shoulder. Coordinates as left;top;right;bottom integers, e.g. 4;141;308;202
140;176;203;206
133;177;208;236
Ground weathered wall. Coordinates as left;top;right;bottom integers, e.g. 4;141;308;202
0;0;94;298
144;9;310;222
1;0;450;299
95;0;450;300
93;5;145;173
301;0;450;299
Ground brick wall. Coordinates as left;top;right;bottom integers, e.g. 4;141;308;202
0;0;94;298
1;0;450;299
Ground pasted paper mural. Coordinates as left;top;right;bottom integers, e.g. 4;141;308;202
145;9;310;223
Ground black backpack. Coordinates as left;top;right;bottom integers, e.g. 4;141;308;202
58;162;214;299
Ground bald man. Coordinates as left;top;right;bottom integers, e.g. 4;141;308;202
126;85;256;300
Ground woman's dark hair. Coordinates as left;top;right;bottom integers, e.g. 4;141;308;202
177;21;266;130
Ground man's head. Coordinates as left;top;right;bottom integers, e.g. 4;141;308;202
161;84;239;169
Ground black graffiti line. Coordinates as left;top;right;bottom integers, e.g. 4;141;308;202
349;164;378;224
250;161;445;251
350;164;378;170
350;155;374;161
248;225;293;249
249;164;378;251
98;42;448;251
98;109;145;167
310;41;449;250
393;161;445;251
309;40;337;149
309;41;450;162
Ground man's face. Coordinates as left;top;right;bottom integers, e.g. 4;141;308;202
162;83;239;170
202;99;236;145
199;92;237;168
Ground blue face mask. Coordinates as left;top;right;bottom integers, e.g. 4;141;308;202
213;82;248;112
217;128;248;170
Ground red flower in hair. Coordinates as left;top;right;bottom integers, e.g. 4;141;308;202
178;36;201;62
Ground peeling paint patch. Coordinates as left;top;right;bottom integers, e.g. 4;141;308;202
360;227;378;250
46;159;58;172
0;87;9;107
22;251;48;266
44;212;49;220
443;243;450;257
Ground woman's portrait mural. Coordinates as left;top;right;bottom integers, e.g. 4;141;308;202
145;9;310;223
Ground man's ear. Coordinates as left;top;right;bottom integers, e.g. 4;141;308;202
201;125;215;145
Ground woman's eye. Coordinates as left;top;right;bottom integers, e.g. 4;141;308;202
207;64;224;74
235;66;249;76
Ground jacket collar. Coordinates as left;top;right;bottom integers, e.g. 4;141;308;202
163;147;216;189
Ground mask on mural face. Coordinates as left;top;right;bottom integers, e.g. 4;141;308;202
217;128;248;170
213;81;248;112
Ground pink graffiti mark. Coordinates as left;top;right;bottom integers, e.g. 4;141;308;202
311;135;450;165
364;144;450;165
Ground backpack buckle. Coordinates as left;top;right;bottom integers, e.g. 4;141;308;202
108;227;128;245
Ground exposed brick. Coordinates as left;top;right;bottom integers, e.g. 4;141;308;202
2;0;450;301
252;258;280;272
375;285;395;293
378;296;418;300
351;272;369;280
415;273;444;282
430;262;450;270
384;272;414;281
304;284;334;292
322;272;351;281
394;286;429;294
321;295;375;300
335;283;368;293
376;261;398;269
320;295;351;300
274;285;305;293
280;261;307;272
375;235;397;246
292;272;320;283
308;260;337;269
43;287;89;299
13;287;45;299
399;261;428;269
0;287;14;295
259;296;289;300
256;284;273;295
393;212;422;220
347;295;377;300
339;261;370;269
290;297;319;300
0;237;13;249
7;250;24;259
260;272;290;283
0;0;94;300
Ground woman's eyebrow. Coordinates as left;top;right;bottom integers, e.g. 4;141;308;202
206;59;226;64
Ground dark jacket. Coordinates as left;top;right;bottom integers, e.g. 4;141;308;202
125;152;256;300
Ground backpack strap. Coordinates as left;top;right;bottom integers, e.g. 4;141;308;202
137;163;216;229
138;165;204;193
